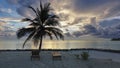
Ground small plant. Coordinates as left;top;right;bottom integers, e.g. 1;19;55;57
81;52;89;60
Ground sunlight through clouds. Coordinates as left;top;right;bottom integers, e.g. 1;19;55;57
0;0;119;38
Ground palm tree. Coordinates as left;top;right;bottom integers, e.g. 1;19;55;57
16;1;64;54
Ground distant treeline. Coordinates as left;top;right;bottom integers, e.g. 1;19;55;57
0;48;120;53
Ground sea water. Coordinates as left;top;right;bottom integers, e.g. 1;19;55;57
0;38;120;50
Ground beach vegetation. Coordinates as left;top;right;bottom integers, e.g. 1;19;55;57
81;52;89;60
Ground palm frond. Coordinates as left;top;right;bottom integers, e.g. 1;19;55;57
29;23;40;26
44;30;53;40
44;3;50;12
36;8;42;25
28;5;38;16
21;18;35;23
33;29;43;40
40;3;50;23
17;27;35;39
45;27;64;40
45;27;63;33
40;0;43;11
23;31;36;48
21;18;31;22
50;30;64;40
45;18;60;26
54;31;64;40
50;31;59;40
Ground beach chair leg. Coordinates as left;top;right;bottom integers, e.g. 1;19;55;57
53;56;61;60
31;56;40;61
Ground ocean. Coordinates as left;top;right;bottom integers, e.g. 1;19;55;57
0;38;120;50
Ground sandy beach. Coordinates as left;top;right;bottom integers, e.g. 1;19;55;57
0;50;120;68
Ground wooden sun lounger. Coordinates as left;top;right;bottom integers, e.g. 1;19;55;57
31;55;40;60
52;52;61;60
31;50;40;60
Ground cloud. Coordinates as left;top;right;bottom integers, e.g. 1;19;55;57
0;20;6;31
6;0;19;4
50;0;120;32
72;0;120;18
0;8;13;17
99;19;120;27
0;8;12;13
0;20;15;36
6;0;49;18
50;0;120;38
16;7;35;19
0;17;25;36
6;0;34;5
63;16;120;38
50;0;120;18
72;17;120;38
5;0;120;38
104;4;120;18
7;0;120;21
0;17;21;22
6;0;120;19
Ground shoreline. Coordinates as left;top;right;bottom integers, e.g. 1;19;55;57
0;48;120;53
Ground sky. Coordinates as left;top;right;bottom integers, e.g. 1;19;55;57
0;0;120;39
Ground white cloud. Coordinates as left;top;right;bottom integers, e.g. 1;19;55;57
0;17;21;22
0;17;25;36
0;8;12;13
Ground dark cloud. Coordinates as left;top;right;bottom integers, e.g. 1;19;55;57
73;17;86;24
18;0;34;6
74;0;107;11
6;0;38;5
72;31;85;37
105;4;120;18
71;0;120;18
83;25;98;34
13;0;39;18
99;19;120;27
6;0;47;18
16;7;35;19
6;0;19;4
98;27;120;38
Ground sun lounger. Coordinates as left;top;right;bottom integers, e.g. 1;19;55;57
31;55;40;60
52;52;61;60
31;50;40;60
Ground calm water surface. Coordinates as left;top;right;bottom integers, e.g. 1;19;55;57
0;38;120;50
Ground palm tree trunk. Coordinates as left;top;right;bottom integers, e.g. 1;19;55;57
39;35;43;52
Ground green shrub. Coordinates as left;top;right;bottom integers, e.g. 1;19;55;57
81;52;89;60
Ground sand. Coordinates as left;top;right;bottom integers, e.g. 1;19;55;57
0;50;120;68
